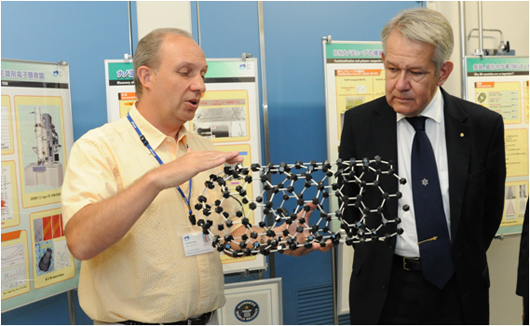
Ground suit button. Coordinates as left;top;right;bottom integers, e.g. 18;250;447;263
382;283;388;290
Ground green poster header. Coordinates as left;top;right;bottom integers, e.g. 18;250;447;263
1;59;70;84
326;42;383;60
107;62;134;81
205;60;256;79
106;60;255;81
466;57;529;73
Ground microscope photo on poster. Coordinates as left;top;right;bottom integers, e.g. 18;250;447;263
15;97;66;208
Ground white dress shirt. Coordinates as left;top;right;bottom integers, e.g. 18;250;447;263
394;87;451;258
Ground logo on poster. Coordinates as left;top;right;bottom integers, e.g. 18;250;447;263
234;300;259;322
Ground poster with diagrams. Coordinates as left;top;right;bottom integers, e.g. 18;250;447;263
323;40;384;315
324;41;385;157
1;59;79;312
104;58;265;274
104;60;137;122
466;56;529;234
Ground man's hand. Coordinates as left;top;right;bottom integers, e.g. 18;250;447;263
281;202;333;257
152;149;243;191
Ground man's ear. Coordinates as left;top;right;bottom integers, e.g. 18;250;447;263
137;66;153;92
437;61;454;86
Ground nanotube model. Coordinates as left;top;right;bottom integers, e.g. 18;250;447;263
190;156;408;257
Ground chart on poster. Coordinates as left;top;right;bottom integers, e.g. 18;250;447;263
1;59;79;312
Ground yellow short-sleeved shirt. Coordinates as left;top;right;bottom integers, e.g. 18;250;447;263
62;104;227;323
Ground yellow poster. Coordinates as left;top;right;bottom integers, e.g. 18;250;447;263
523;80;530;123
118;92;137;118
504;129;529;178
335;69;385;140
475;81;522;124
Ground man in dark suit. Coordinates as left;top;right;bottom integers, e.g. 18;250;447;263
339;8;506;324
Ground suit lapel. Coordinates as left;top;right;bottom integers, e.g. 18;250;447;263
441;89;471;239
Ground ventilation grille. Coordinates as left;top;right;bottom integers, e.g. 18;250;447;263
296;283;334;325
338;313;351;325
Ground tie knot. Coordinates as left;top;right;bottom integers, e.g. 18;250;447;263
406;116;427;131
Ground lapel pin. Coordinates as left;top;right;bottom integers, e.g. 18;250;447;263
460;132;464;137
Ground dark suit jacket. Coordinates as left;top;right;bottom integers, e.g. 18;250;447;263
339;88;506;324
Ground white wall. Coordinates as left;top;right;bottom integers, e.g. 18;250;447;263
136;1;192;40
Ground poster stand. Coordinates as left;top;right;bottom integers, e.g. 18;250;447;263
1;59;79;313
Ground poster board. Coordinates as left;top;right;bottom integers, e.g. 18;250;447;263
465;56;529;235
1;59;79;312
219;278;282;325
323;40;384;315
104;58;266;274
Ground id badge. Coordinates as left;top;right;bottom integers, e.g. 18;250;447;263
182;232;215;257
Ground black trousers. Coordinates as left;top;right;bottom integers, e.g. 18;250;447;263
378;259;464;324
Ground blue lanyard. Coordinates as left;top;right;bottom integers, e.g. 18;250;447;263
127;113;194;224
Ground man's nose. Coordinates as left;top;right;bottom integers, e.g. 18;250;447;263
191;74;206;93
395;71;411;91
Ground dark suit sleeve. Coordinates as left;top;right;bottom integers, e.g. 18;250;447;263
482;114;506;250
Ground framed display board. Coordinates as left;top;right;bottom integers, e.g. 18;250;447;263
465;56;529;235
104;58;266;274
1;59;79;312
323;40;384;315
219;278;282;325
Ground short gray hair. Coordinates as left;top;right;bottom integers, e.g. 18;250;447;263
381;8;454;73
133;28;193;98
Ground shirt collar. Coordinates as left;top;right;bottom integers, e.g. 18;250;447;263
129;102;188;149
396;87;443;123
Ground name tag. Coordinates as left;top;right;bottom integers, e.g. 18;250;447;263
182;232;215;256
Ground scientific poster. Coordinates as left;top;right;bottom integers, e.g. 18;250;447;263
466;56;530;234
1;59;79;312
104;58;265;274
104;60;136;122
323;41;384;315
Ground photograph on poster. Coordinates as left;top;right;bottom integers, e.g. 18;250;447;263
15;97;66;208
30;210;75;289
192;90;250;142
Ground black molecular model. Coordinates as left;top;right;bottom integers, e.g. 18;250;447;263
190;156;408;258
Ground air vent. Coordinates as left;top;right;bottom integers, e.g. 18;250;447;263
296;283;334;324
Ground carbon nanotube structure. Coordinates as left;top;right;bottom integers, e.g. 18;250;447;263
190;156;408;257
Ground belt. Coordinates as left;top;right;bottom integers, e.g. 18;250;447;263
119;312;213;325
393;254;422;272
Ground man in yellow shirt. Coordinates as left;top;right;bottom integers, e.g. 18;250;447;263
62;28;329;325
